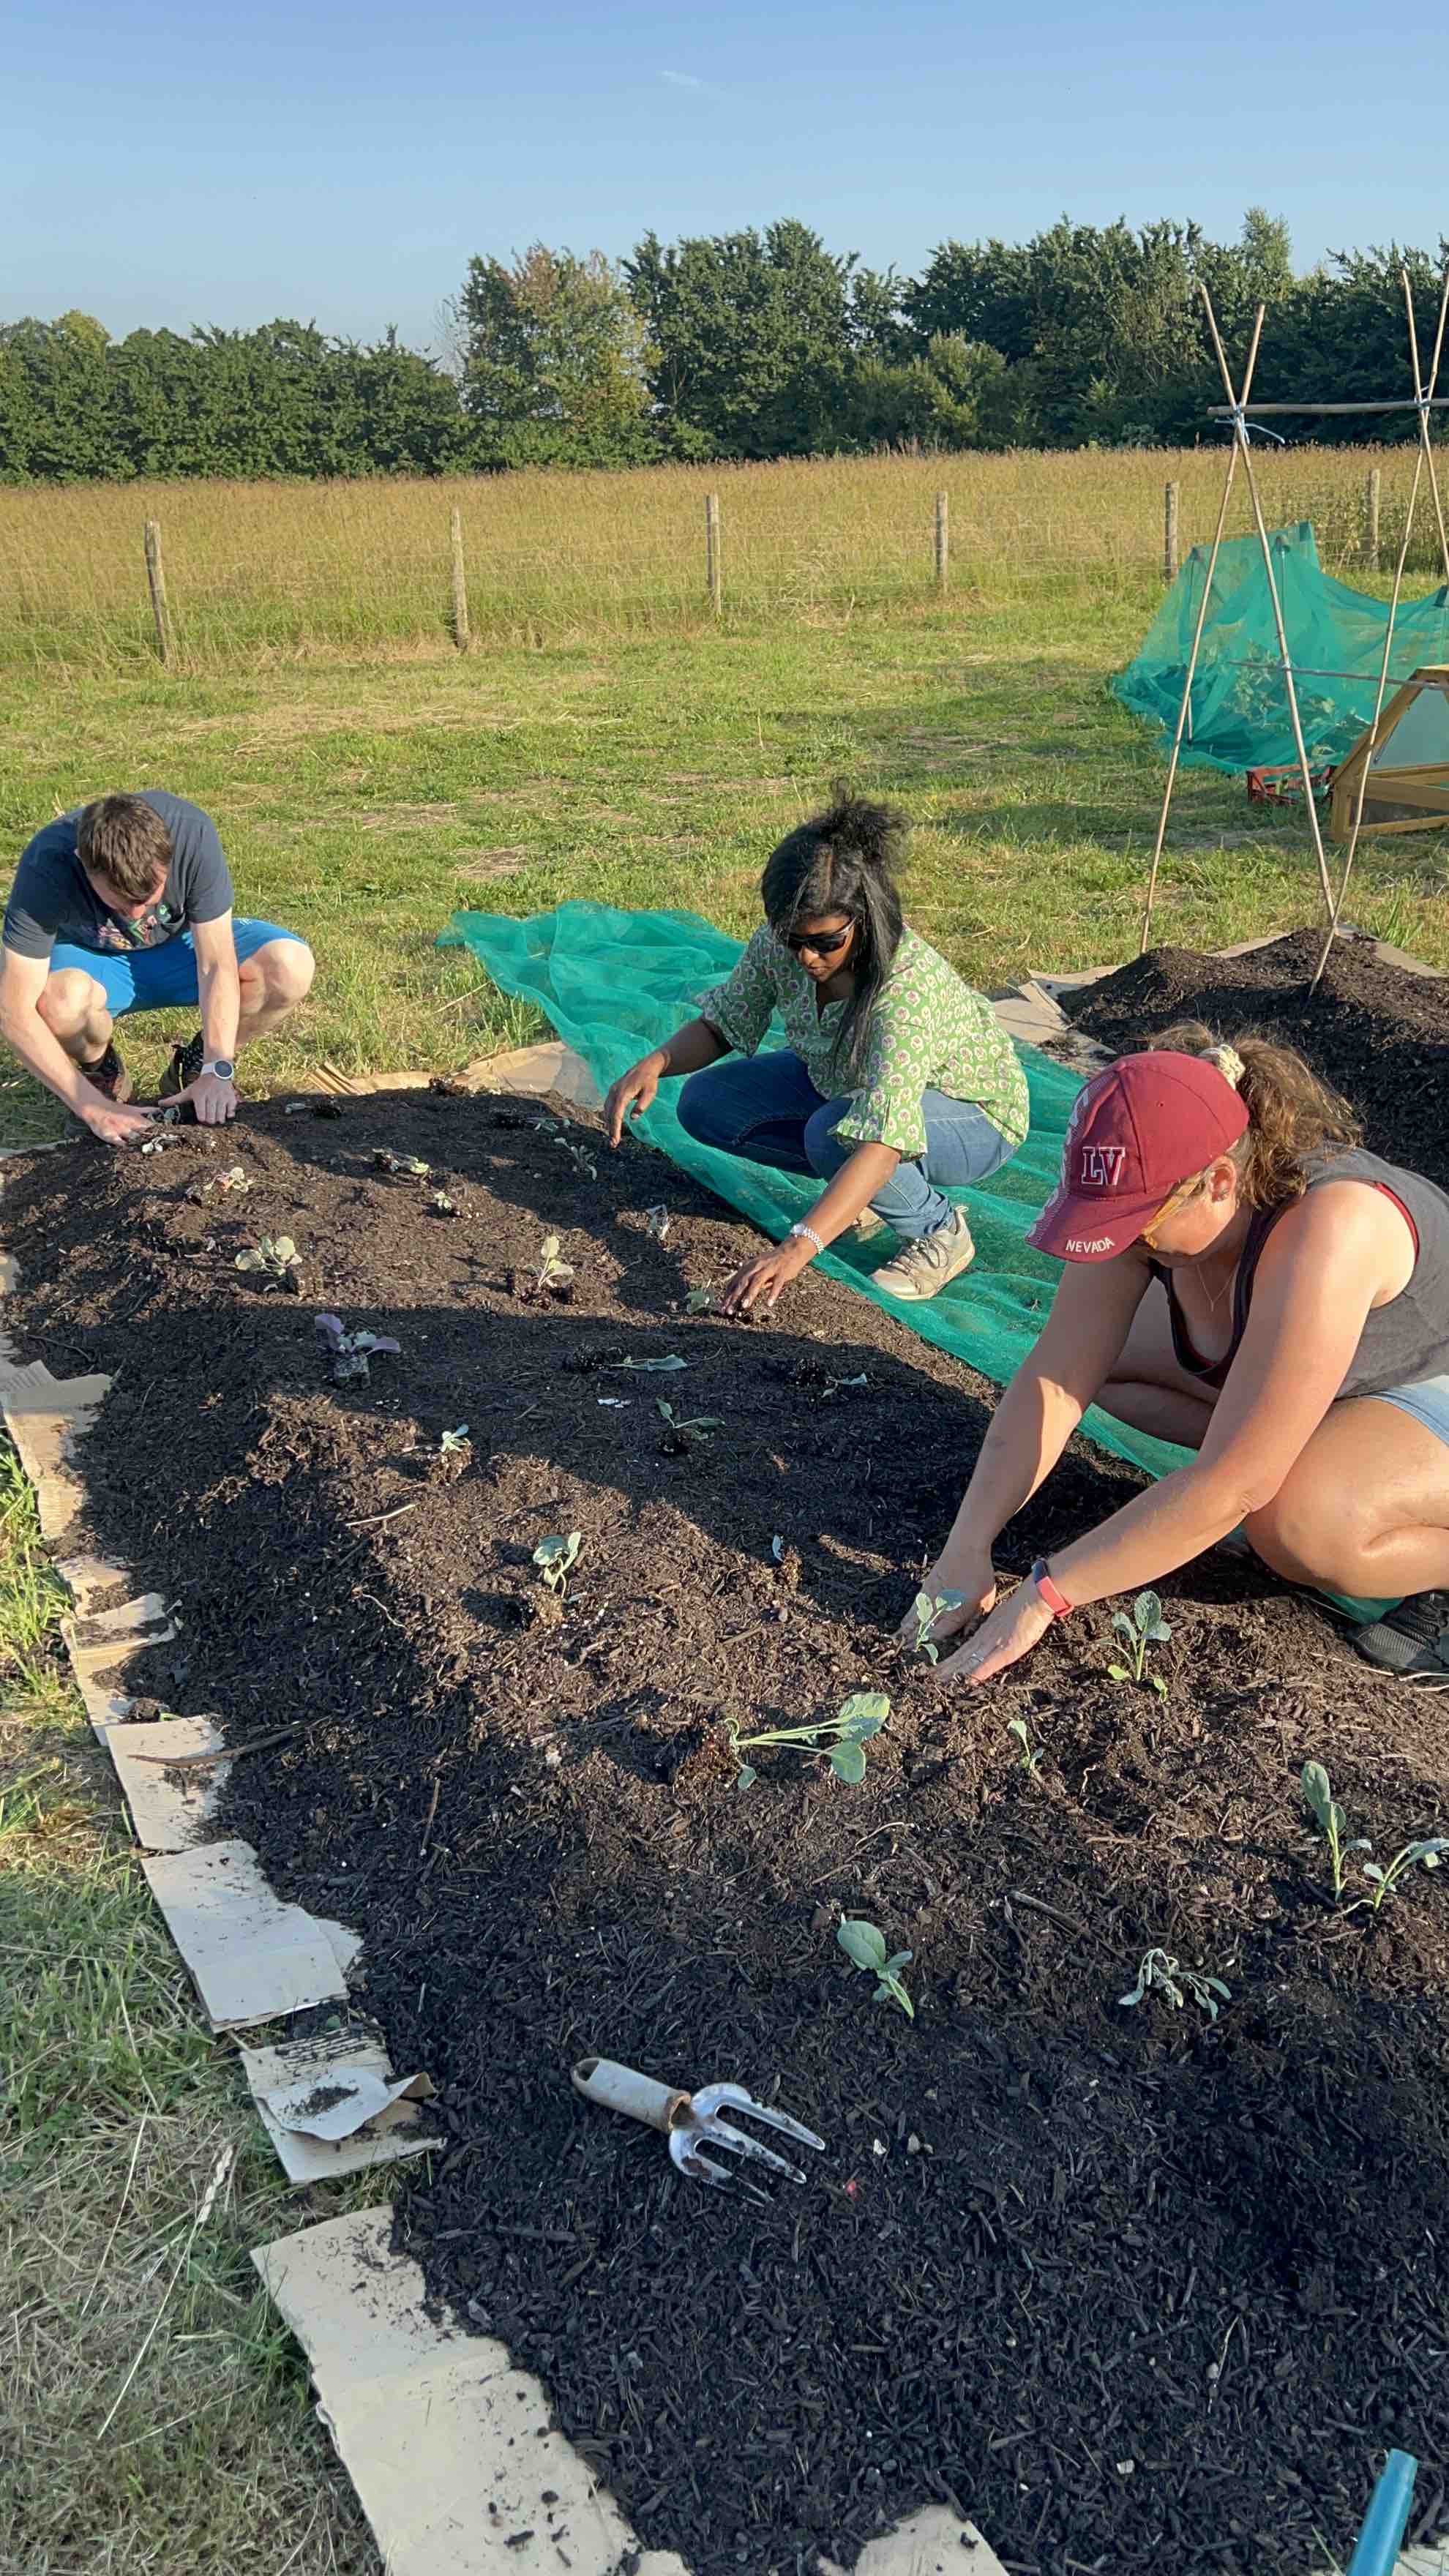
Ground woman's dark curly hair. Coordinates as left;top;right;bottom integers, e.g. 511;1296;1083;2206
760;793;907;1083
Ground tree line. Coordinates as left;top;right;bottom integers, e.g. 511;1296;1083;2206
3;216;1446;484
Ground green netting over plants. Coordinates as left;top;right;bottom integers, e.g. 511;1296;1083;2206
1114;522;1449;774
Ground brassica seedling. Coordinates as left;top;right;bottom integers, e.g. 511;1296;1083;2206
607;1352;687;1373
1108;1590;1172;1696
724;1690;888;1791
372;1147;430;1177
1008;1716;1043;1775
533;1115;597;1180
236;1235;302;1284
1359;1836;1449;1912
656;1399;722;1447
140;1132;171;1156
1301;1759;1369;1903
533;1532;582;1596
439;1424;471;1457
644;1205;672;1242
826;1371;869;1394
313;1312;401;1384
836;1917;915;2021
217;1165;250;1193
431;1188;459;1216
686;1285;718;1314
1120;1947;1229;2023
535;1234;574;1293
908;1590;966;1663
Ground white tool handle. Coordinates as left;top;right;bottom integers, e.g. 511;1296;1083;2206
571;2055;691;2133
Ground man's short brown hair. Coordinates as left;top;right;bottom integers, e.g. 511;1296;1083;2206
76;795;173;900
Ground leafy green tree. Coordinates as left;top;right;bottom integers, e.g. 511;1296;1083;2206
627;221;857;458
455;246;653;467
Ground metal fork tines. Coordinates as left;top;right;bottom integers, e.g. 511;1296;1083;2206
572;2056;825;2198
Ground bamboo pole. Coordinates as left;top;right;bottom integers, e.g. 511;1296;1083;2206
1405;267;1449;584
1163;482;1180;583
934;490;948;592
1199;285;1337;929
449;506;470;651
1138;307;1265;955
705;493;722;615
1208;396;1449;417
1364;468;1381;569
142;520;174;666
1310;268;1449;994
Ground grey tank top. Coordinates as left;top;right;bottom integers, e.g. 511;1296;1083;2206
1151;1147;1449;1400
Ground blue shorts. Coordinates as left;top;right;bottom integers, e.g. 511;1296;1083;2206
1371;1373;1449;1448
45;920;304;1019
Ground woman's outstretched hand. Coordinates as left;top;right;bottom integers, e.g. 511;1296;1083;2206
934;1581;1055;1685
604;1051;666;1147
896;1552;997;1655
719;1234;815;1315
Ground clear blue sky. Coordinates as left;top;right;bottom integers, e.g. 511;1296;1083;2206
5;0;1445;351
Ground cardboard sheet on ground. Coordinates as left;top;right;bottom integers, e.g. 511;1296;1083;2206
106;1712;231;1847
141;1838;359;2029
239;2033;435;2183
254;2204;690;2576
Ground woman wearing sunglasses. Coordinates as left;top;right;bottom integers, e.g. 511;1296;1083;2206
907;1026;1449;1686
602;794;1029;1312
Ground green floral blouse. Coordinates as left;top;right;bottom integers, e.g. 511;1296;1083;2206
698;924;1030;1160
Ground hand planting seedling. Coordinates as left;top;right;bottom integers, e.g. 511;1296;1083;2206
533;1531;582;1597
657;1399;722;1453
907;1590;966;1663
724;1690;888;1791
1120;1947;1230;2023
313;1312;402;1385
372;1147;431;1178
1108;1590;1172;1696
1008;1716;1043;1775
836;1917;915;2021
236;1235;302;1290
644;1204;672;1242
1300;1759;1369;1903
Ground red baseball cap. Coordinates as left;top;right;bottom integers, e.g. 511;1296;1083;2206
1027;1052;1249;1264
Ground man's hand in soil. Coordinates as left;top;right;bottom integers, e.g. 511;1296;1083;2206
719;1232;816;1316
173;1070;239;1127
81;1096;157;1148
934;1580;1055;1686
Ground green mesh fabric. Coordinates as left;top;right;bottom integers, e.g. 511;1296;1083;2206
1114;522;1449;774
442;900;1394;1623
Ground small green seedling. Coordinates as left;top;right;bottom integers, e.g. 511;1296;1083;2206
236;1235;302;1287
439;1424;471;1457
656;1399;722;1448
724;1690;888;1791
1108;1590;1172;1696
1008;1716;1043;1775
140;1131;172;1156
217;1165;250;1193
1300;1759;1369;1903
908;1589;966;1663
534;1115;597;1180
372;1147;430;1178
826;1371;869;1395
430;1188;459;1216
685;1284;718;1314
644;1204;672;1242
314;1312;402;1384
1359;1837;1449;1912
836;1917;915;2021
533;1532;581;1596
607;1352;687;1373
1120;1947;1230;2024
535;1235;574;1294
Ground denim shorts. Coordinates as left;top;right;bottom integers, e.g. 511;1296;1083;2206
1371;1372;1449;1447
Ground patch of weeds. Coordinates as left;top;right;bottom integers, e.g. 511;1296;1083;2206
372;1147;431;1177
533;1532;581;1597
314;1312;402;1385
235;1235;302;1290
836;1917;915;2020
907;1589;966;1663
656;1399;722;1455
1302;1759;1448;1912
724;1690;889;1791
1108;1590;1171;1696
1120;1947;1230;2023
1008;1715;1043;1774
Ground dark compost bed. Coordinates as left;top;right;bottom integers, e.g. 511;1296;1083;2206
2;984;1448;2576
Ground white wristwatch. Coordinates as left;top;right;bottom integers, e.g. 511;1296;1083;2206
202;1059;236;1082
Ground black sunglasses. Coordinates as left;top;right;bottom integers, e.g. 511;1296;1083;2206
779;921;855;957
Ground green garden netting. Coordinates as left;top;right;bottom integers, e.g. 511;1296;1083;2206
1113;522;1449;775
443;900;1393;1618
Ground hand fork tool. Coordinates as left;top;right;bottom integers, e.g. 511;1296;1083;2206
571;2054;824;2201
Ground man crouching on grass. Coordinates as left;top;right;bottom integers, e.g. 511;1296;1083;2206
0;792;314;1146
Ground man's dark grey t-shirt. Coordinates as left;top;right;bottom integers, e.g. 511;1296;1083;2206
4;793;233;964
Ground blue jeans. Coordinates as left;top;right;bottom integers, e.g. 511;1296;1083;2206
676;1049;1017;1240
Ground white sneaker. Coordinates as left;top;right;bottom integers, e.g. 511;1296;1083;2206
873;1205;975;1300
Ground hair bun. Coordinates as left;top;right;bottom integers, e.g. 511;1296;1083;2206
1205;1043;1246;1090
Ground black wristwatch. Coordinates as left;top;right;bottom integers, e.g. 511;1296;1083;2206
202;1059;236;1082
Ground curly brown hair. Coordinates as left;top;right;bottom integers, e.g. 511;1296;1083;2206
1156;1019;1361;1208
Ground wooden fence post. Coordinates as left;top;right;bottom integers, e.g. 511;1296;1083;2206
449;506;470;651
1164;482;1180;583
1365;467;1382;569
934;490;949;592
142;520;174;666
705;493;722;615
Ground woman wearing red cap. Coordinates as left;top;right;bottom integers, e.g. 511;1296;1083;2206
910;1024;1449;1685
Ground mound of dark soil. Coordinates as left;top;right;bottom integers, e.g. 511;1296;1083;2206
2;1092;1446;2576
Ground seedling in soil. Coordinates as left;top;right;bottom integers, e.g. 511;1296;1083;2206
1108;1590;1172;1696
430;1188;460;1217
372;1147;431;1178
826;1371;869;1395
907;1590;966;1663
644;1204;672;1242
657;1399;722;1452
1008;1716;1044;1775
1358;1836;1449;1912
190;1164;252;1202
140;1132;173;1156
534;1113;599;1181
314;1312;402;1385
533;1532;582;1596
438;1425;471;1457
1300;1760;1370;1903
236;1235;302;1289
724;1690;889;1791
607;1352;687;1373
1120;1947;1230;2024
836;1917;915;2021
534;1235;574;1295
686;1284;719;1314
